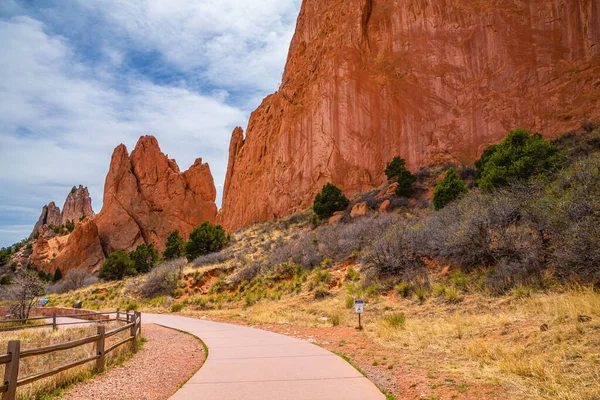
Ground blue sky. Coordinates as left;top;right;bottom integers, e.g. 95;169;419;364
0;0;301;247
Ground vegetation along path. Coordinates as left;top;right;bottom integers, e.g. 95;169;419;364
143;313;385;400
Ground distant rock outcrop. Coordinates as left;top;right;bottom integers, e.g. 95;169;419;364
95;136;218;254
31;186;95;238
31;202;61;238
61;186;95;225
219;0;600;231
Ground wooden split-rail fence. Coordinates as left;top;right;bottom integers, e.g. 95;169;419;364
0;309;141;400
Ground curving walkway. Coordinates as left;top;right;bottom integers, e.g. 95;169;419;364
143;314;385;400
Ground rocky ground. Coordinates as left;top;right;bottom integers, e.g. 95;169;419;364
62;324;205;400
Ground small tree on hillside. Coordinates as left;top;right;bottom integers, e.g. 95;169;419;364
4;271;45;320
433;168;468;210
185;222;228;261
475;128;565;191
53;267;63;282
163;230;185;260
65;219;75;233
99;251;136;281
129;243;159;274
313;183;350;220
385;156;416;197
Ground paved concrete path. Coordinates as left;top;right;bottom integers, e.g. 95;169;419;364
143;314;385;400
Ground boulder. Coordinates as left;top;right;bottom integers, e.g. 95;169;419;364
350;202;368;218
328;212;344;225
379;200;391;213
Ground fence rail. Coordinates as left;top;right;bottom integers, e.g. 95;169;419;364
0;309;136;332
0;310;141;400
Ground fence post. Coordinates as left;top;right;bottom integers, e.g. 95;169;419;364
125;311;130;323
130;313;138;353
52;313;57;331
3;340;20;400
137;311;141;337
116;308;120;321
95;326;105;372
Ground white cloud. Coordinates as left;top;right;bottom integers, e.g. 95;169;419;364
77;0;301;93
0;15;257;246
0;0;302;247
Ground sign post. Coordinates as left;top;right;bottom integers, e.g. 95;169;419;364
354;299;364;330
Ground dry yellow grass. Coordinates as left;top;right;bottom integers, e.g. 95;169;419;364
0;321;131;399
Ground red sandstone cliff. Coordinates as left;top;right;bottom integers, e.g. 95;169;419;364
220;0;600;231
28;136;218;273
61;186;95;225
95;136;218;254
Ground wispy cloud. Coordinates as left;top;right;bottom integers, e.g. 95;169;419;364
0;0;301;247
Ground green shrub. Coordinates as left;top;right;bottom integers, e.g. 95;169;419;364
384;313;406;329
124;301;139;311
443;287;463;303
314;283;330;299
394;282;411;298
313;183;350;220
0;275;12;285
65;219;75;233
331;313;341;326
433;168;468;210
129;243;159;274
385;156;417;197
345;267;361;282
345;295;355;309
310;268;331;289
185;222;228;261
475;128;564;191
163;230;185;260
99;251;136;281
244;292;257;307
53;268;63;282
171;303;184;312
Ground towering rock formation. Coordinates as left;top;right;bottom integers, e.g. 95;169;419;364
27;136;218;273
95;136;218;254
31;202;61;237
220;0;600;231
60;186;95;225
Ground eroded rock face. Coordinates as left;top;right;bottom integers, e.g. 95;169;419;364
61;186;95;225
95;136;218;254
220;0;600;231
31;202;61;238
49;219;105;274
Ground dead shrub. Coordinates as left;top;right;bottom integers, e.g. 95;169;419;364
140;259;185;298
362;222;425;280
317;214;399;262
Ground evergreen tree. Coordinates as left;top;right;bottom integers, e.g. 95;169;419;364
53;267;63;282
163;230;185;260
185;222;228;261
433;168;468;210
129;243;159;274
313;183;350;220
475;128;564;191
385;156;417;197
99;251;136;281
